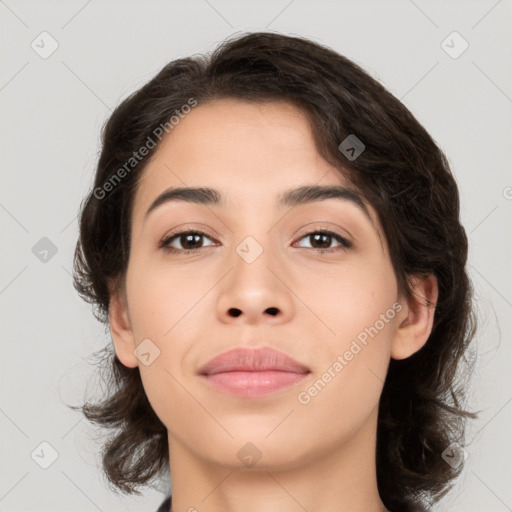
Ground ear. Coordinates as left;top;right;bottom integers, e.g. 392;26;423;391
108;278;139;368
391;274;439;360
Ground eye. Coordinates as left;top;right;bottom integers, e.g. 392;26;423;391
159;227;352;255
294;229;352;253
159;229;217;254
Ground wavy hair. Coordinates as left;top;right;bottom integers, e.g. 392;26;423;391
70;31;478;512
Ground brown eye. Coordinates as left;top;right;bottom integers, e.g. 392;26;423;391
159;228;352;255
294;230;352;253
159;230;217;254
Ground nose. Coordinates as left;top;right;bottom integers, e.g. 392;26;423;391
216;244;294;325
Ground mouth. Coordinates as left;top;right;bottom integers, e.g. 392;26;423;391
197;346;311;398
201;370;310;397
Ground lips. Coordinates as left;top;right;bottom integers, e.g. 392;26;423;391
197;346;311;376
197;346;310;398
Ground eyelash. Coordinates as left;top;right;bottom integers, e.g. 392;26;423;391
159;228;353;255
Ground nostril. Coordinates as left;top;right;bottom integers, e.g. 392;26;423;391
228;308;242;317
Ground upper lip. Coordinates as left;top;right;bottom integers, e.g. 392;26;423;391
197;346;311;376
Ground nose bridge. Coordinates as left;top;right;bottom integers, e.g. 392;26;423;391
229;231;277;290
228;199;279;268
216;226;292;322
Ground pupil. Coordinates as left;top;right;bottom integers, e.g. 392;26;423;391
313;233;330;249
183;234;201;249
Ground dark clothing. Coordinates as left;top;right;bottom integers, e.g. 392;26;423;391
156;495;171;512
155;494;429;511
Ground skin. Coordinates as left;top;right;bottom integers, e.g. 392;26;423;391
109;98;438;512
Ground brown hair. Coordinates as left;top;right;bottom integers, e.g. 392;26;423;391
70;31;478;511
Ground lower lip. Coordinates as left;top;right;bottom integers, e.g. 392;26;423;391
201;370;309;397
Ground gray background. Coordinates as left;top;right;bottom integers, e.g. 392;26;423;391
1;0;511;511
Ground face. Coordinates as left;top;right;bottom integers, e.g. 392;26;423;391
112;98;406;471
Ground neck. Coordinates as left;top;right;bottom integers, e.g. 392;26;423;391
167;407;389;512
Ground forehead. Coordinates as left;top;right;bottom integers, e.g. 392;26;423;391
133;99;351;212
159;98;317;155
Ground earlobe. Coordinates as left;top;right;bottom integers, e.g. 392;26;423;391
108;280;139;369
391;274;439;360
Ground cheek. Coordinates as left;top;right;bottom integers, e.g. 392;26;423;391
125;254;204;342
125;259;199;427
293;299;397;447
294;256;398;342
294;256;398;406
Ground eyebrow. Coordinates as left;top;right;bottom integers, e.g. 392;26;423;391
144;185;373;222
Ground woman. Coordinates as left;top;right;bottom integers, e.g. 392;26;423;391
71;31;477;512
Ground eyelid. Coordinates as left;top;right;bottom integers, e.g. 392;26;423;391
294;222;353;243
161;224;218;242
